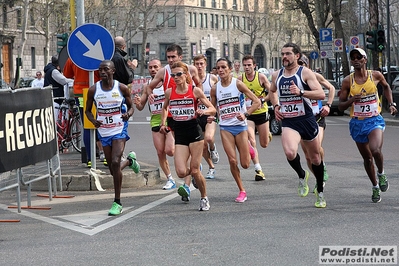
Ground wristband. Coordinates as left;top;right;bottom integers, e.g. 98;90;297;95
274;104;280;109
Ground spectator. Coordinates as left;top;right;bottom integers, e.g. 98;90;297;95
31;71;44;88
111;36;137;85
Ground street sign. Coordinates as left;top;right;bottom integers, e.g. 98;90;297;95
67;23;115;71
319;28;333;42
333;38;343;52
350;36;360;50
310;51;319;60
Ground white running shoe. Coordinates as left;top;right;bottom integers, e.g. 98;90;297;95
206;168;215;179
210;144;220;164
162;179;176;190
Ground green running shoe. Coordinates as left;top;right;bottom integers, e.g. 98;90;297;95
108;202;123;216
378;174;389;192
298;170;309;197
372;187;381;203
127;151;140;173
178;184;190;202
314;191;326;208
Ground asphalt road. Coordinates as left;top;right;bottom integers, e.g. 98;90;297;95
1;109;398;266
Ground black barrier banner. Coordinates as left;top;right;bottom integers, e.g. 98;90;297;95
0;88;57;173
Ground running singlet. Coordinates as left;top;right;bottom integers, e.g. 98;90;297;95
148;80;164;127
349;70;380;118
197;73;212;110
94;80;125;137
242;71;268;114
216;78;247;127
310;99;323;115
275;66;313;119
169;84;198;121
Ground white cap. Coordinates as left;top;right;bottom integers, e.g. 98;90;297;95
350;48;367;59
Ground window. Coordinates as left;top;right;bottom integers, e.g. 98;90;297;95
221;15;225;29
168;13;176;27
233;0;237;10
160;43;173;61
204;13;208;28
222;0;227;9
201;0;206;7
191;43;197;58
188;12;192;27
139;12;144;22
233;44;240;60
211;0;216;8
242;17;245;31
193;13;197;27
17;9;22;29
129;44;143;61
157;12;164;27
244;44;250;55
2;5;7;27
215;15;218;29
233;16;239;29
199;13;203;28
30;9;35;27
31;47;36;69
210;14;214;29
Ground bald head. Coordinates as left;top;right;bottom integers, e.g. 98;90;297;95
114;36;126;49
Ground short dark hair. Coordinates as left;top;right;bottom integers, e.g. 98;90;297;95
282;43;302;56
51;55;59;66
242;55;256;65
166;44;183;56
216;57;232;68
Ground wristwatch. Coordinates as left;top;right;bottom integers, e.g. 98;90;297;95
325;103;332;108
299;89;304;96
389;102;397;107
244;112;250;118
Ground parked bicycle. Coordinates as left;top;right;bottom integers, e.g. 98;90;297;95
55;98;82;153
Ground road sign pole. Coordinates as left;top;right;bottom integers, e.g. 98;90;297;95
88;71;96;170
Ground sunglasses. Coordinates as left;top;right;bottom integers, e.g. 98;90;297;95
170;72;185;78
350;54;364;60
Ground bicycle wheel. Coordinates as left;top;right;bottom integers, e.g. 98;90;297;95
70;117;82;153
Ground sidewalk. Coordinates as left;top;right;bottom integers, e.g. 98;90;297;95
30;151;161;192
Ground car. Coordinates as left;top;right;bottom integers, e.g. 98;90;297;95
391;76;399;105
383;71;399;86
1;79;11;90
321;79;346;116
9;77;35;89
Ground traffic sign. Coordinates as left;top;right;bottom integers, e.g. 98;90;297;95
310;51;319;60
350;36;360;50
319;28;333;42
67;23;115;71
333;38;343;52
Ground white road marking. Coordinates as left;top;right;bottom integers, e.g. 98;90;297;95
0;192;179;236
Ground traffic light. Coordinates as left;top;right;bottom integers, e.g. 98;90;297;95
56;33;68;53
366;30;377;51
376;29;385;52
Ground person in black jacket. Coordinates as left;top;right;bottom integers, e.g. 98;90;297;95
111;36;137;85
44;55;73;105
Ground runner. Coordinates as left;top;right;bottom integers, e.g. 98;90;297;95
193;54;219;179
159;61;216;211
133;58;176;190
239;55;272;181
208;57;260;202
85;60;140;216
268;43;327;208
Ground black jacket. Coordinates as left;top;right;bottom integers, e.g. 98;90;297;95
111;48;134;85
44;63;64;104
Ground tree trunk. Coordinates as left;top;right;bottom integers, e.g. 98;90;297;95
368;0;379;69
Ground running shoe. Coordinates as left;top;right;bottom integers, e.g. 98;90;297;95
235;191;247;203
298;170;309;197
99;151;105;162
248;140;255;160
378;174;389;192
178;184;190;202
372;187;381;203
323;163;329;182
268;132;272;142
206;168;215;179
254;169;265;181
108;202;123;216
87;161;91;168
103;159;108;166
127;151;140;173
191;163;202;188
210;144;220;164
199;197;210;211
162;179;176;190
314;191;326;208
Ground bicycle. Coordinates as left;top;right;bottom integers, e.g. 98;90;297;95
54;97;82;153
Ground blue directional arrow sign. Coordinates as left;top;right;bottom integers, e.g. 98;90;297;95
310;51;319;60
67;23;114;71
